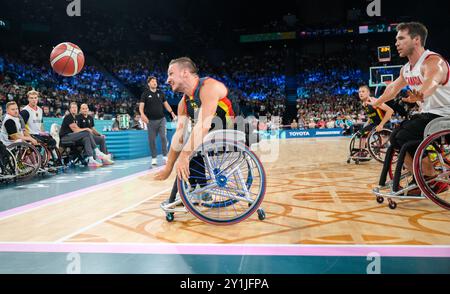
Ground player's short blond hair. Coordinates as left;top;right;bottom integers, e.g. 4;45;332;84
6;101;17;109
27;90;39;98
169;57;198;74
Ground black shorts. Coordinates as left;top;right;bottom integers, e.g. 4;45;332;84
390;113;442;154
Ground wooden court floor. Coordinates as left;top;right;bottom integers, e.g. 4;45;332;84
0;138;449;245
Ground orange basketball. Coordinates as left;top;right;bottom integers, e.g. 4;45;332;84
50;42;85;77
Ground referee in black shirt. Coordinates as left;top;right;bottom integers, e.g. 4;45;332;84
139;76;177;166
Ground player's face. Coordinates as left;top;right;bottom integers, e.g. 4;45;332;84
80;105;89;115
7;105;19;117
28;94;38;107
70;105;78;115
395;30;415;57
358;88;370;101
166;64;183;92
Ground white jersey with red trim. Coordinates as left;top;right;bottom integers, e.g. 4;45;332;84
402;50;450;117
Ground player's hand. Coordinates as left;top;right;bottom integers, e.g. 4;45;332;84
403;89;424;103
142;115;149;125
369;100;380;108
154;167;172;181
30;138;39;146
375;124;384;133
176;153;190;182
171;112;177;121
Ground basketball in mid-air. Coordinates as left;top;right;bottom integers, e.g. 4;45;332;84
50;42;85;77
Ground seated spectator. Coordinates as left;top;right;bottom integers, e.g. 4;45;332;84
290;119;298;130
308;119;316;129
317;118;326;129
111;116;120;131
131;114;146;130
43;105;55;118
326;118;336;129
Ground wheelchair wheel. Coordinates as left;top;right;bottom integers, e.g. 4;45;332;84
177;139;266;225
348;132;371;163
413;130;450;210
47;147;63;168
368;129;392;164
35;145;50;169
0;148;17;180
348;133;359;161
7;142;41;180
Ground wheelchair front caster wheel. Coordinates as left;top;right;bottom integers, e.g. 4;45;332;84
347;159;351;164
388;201;397;210
166;213;174;222
355;160;360;165
376;196;384;204
257;209;266;221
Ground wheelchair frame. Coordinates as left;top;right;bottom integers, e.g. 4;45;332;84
347;128;392;165
160;130;266;225
373;117;450;210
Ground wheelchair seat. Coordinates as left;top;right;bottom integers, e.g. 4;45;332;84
53;124;87;167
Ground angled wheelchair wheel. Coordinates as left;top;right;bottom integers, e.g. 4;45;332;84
413;130;450;210
177;139;266;225
35;145;50;169
368;129;392;164
7;142;41;180
348;132;371;163
47;147;63;169
0;148;17;181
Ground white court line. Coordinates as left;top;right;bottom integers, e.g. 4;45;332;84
55;186;172;243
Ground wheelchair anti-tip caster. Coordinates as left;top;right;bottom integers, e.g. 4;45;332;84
388;200;397;210
166;213;174;222
376;196;384;204
257;208;266;221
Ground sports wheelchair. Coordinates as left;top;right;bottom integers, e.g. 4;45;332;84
347;125;392;164
373;117;450;210
160;129;266;225
0;140;42;182
31;134;64;174
0;141;16;182
51;124;88;167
